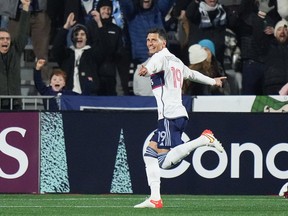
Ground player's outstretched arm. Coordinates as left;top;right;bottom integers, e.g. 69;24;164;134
213;77;227;87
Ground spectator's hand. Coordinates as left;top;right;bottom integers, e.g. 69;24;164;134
21;0;31;11
36;59;46;70
258;0;275;14
90;10;102;28
213;77;227;87
64;13;76;29
264;26;274;35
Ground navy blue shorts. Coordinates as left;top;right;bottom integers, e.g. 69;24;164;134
151;117;188;149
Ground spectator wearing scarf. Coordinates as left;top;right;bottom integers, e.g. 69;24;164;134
186;0;235;66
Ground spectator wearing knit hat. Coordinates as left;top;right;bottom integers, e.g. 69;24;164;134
86;0;124;95
185;0;232;66
260;19;288;95
237;0;280;95
183;41;230;95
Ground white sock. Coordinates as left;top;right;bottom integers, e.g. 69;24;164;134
144;156;161;200
161;135;207;169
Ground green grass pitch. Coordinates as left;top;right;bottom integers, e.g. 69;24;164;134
0;194;287;216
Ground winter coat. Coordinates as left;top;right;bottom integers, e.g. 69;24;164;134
51;28;107;95
119;0;175;63
263;39;288;94
86;18;123;77
0;10;29;95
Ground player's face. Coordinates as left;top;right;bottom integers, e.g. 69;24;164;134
0;31;11;54
146;33;166;55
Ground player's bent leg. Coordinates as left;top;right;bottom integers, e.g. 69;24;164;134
161;130;224;169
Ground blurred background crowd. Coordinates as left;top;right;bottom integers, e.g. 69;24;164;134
0;0;287;109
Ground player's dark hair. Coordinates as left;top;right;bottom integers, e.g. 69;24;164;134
147;28;167;41
0;27;9;33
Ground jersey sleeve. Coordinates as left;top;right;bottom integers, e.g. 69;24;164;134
145;53;164;75
183;65;216;85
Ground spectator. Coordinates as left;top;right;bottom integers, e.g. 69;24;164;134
118;0;175;65
171;0;194;65
0;0;30;110
51;12;107;95
64;0;132;95
112;0;132;95
185;0;233;66
261;19;288;95
87;0;123;95
8;0;52;82
223;28;242;94
34;59;79;111
237;0;280;95
183;40;230;95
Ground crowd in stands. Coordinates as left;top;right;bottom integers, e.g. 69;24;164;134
0;0;288;110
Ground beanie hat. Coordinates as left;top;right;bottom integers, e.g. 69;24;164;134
188;44;208;64
71;24;89;44
198;39;216;56
96;0;113;11
274;19;288;37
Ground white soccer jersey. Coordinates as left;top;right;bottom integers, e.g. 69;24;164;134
146;48;216;120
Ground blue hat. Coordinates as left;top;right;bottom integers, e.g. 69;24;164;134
198;39;216;56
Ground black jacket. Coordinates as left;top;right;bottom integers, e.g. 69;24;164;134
0;10;29;95
51;27;107;95
263;39;288;94
86;18;123;77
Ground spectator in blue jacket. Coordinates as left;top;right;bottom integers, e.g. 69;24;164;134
118;0;175;65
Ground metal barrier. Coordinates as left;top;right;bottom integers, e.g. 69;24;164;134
0;95;58;110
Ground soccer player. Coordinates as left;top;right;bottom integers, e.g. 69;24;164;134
134;28;226;208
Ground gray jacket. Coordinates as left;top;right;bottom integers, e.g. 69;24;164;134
0;0;47;18
0;0;19;18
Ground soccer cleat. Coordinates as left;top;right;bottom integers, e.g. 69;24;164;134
134;198;163;208
201;129;224;153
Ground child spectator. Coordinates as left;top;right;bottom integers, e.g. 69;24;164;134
34;59;78;111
